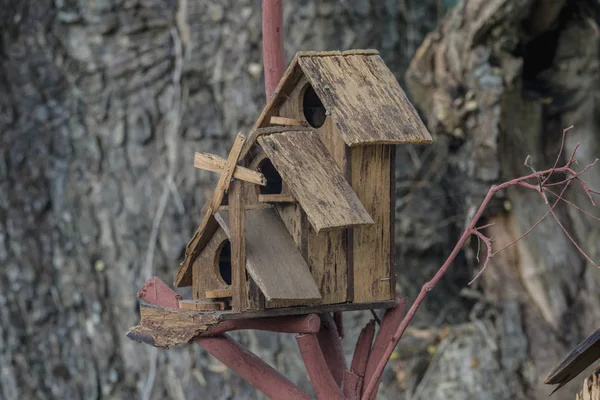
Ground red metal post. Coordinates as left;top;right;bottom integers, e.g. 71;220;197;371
262;0;285;99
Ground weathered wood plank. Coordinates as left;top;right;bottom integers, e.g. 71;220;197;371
179;300;225;311
258;130;373;232
297;54;432;146
351;145;393;303
229;179;247;312
269;116;307;127
206;288;232;299
219;208;321;304
259;193;295;203
194;152;266;186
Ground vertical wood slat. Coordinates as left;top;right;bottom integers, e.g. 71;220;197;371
351;144;392;303
389;145;397;299
229;179;247;312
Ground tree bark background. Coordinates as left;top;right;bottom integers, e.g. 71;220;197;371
0;1;598;400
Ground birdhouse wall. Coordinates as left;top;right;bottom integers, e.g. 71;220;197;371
192;227;231;300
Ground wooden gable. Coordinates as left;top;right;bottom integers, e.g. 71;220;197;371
247;49;432;150
258;129;373;232
217;209;322;306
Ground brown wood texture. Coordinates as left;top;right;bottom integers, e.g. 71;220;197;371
297;53;432;146
229;179;247;312
219;208;322;304
126;303;221;348
258;193;295;203
179;300;225;311
258;130;373;232
192;227;230;300
175;132;246;287
194;152;266;186
351;144;393;303
576;369;600;400
206;288;232;299
269;116;307;127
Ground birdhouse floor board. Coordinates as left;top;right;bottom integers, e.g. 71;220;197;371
129;300;394;348
129;299;396;348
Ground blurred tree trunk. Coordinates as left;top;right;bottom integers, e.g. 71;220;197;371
405;0;600;399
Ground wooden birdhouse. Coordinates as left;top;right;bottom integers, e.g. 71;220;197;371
172;49;432;318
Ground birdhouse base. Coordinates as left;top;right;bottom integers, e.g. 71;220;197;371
127;278;396;348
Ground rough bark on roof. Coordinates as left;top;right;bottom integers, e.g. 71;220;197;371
249;49;432;148
258;129;373;232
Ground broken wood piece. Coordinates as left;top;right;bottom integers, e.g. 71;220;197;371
206;288;232;299
230;179;247;312
127;303;221;348
269;116;306;127
178;300;225;311
194;152;267;186
258;193;296;203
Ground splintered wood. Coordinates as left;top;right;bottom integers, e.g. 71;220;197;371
297;54;432;146
126;303;221;348
258;130;373;232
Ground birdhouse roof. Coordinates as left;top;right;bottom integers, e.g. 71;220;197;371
252;49;432;146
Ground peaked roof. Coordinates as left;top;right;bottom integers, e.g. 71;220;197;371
251;49;432;147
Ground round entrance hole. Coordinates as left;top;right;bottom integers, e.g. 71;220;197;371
215;240;232;285
257;158;283;195
302;85;326;128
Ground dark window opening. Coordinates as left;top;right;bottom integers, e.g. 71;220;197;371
257;158;283;194
216;240;232;285
302;85;326;128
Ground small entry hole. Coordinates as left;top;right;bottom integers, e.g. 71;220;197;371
257;158;283;194
302;85;326;128
215;240;232;285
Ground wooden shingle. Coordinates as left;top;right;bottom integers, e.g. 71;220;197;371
258;130;374;232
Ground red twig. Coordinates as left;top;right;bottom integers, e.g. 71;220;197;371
361;127;600;400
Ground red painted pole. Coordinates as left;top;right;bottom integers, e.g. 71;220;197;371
362;298;407;400
297;333;345;400
262;0;285;99
317;313;348;386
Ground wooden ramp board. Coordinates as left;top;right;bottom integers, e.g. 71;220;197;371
219;208;322;303
258;130;373;233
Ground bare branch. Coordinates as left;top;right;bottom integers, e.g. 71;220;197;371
468;230;493;285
